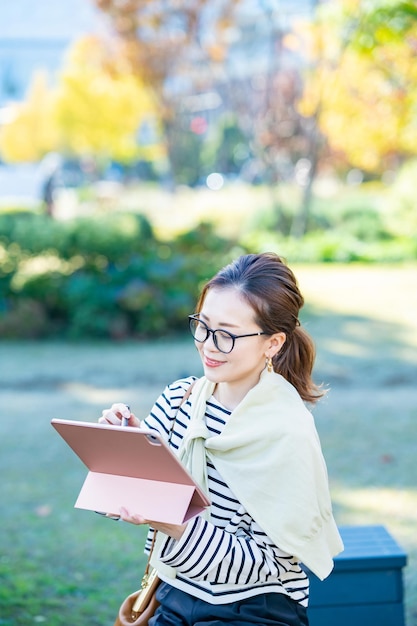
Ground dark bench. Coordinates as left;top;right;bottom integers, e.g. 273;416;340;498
307;525;407;626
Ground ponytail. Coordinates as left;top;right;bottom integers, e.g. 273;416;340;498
273;325;325;404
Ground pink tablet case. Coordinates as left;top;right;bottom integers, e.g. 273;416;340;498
51;419;210;524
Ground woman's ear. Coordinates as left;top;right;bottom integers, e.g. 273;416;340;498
268;332;286;357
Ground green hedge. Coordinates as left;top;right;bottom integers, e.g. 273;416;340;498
1;206;416;339
0;212;239;338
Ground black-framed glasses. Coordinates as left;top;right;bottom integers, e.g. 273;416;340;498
188;314;267;354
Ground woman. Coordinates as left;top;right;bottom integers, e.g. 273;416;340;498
100;252;343;626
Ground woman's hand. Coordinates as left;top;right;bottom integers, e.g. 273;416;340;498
119;507;187;541
98;402;141;428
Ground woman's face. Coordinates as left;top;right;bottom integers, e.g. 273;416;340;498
195;287;284;391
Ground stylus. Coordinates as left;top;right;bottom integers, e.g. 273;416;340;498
121;404;130;427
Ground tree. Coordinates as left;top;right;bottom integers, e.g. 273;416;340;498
0;36;163;166
54;36;162;163
0;71;58;162
298;0;417;174
93;0;240;96
93;0;241;181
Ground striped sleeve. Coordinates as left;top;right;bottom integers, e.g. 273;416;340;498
158;516;297;587
142;377;196;446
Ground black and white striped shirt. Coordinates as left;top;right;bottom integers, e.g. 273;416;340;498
143;377;309;607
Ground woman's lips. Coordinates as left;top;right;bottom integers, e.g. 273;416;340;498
204;356;225;368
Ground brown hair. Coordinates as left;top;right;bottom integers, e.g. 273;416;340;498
196;252;325;404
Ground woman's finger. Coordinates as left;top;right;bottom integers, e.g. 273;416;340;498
99;409;120;425
119;507;147;525
111;403;131;419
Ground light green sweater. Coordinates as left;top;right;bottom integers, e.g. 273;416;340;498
179;369;343;580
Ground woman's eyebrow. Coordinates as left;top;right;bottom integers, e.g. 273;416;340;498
199;313;241;329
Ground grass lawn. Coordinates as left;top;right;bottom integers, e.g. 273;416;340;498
1;263;416;626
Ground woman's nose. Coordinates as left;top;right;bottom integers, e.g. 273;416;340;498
205;330;218;351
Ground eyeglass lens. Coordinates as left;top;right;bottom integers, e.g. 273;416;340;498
189;318;235;353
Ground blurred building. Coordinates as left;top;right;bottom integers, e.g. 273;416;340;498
0;0;100;201
0;0;99;107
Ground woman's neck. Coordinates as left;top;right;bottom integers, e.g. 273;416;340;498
213;374;263;411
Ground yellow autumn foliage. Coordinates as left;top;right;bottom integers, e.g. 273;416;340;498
0;36;164;164
0;72;59;163
297;3;417;172
54;36;164;162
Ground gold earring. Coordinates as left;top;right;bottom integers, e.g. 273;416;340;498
266;356;273;373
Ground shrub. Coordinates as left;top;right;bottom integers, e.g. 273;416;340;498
0;213;235;338
382;159;417;237
0;211;154;261
0;202;415;339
